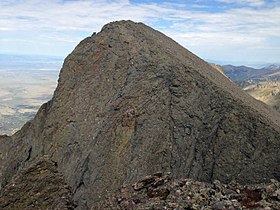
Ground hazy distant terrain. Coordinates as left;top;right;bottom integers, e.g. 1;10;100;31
0;54;62;135
223;64;280;112
243;81;280;112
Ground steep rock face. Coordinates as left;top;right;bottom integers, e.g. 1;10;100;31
0;21;280;209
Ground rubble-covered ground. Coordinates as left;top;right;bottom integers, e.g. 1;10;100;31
94;172;280;210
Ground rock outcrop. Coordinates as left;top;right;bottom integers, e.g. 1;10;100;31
94;172;280;209
0;20;280;209
0;157;75;209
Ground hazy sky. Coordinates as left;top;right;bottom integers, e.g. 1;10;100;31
1;0;279;66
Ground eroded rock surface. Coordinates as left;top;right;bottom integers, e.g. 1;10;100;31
0;157;75;210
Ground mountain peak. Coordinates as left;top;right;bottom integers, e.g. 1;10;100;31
0;21;280;209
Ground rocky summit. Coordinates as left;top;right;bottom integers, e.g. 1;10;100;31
0;20;280;209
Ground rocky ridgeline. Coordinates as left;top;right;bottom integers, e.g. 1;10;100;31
0;157;75;209
96;173;280;210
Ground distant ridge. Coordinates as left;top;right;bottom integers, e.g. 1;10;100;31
223;64;280;81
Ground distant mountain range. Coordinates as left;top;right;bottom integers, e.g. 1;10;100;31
220;64;280;113
223;64;280;81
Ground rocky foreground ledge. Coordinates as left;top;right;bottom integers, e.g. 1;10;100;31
0;159;279;209
95;172;280;210
0;158;75;210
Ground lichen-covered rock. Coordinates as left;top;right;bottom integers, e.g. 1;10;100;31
0;20;280;209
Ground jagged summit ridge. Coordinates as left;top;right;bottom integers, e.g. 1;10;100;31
0;20;280;209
